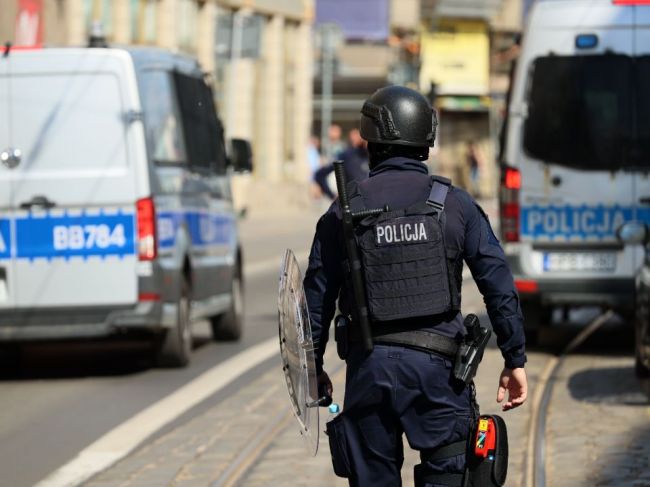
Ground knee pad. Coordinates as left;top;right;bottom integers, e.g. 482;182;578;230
414;440;467;487
414;415;509;487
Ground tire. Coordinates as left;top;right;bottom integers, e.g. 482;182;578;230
635;355;650;378
155;279;192;368
634;318;650;378
521;300;552;346
210;266;243;341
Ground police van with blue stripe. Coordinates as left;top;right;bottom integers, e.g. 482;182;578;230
0;45;252;366
501;0;650;340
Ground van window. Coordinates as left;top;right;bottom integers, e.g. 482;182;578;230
139;70;187;165
523;54;634;170
173;72;227;175
637;56;650;161
0;73;128;172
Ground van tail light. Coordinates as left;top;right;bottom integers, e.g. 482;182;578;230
515;279;538;294
500;166;521;242
137;197;157;261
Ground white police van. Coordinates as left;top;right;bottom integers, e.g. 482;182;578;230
0;46;252;366
501;0;650;339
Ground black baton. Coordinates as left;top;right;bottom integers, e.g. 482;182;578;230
333;161;374;353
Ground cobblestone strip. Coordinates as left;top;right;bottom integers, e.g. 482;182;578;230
83;356;293;487
546;355;650;487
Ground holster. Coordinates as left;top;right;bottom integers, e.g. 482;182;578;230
334;315;350;360
465;415;508;487
325;412;353;478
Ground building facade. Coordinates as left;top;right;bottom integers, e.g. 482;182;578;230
0;0;315;184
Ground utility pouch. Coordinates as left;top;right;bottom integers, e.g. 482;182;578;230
453;314;491;384
466;415;508;486
326;413;353;478
335;315;350;360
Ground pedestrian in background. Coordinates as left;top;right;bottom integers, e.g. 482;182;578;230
304;86;527;487
314;128;370;200
466;141;485;198
327;123;347;161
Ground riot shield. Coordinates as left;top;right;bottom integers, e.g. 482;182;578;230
278;249;320;456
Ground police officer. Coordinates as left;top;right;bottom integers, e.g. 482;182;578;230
303;85;527;487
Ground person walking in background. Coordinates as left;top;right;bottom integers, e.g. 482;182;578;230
314;128;370;200
466;141;485;198
307;134;324;199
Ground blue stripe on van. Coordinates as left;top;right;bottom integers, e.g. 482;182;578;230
0;219;10;260
0;212;137;261
521;205;650;239
157;211;234;250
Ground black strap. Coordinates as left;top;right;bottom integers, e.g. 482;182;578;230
427;176;451;212
421;440;467;463
373;330;458;358
421;472;464;487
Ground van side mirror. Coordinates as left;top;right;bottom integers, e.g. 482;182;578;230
617;222;648;245
229;139;253;173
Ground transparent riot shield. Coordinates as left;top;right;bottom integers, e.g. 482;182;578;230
278;249;320;456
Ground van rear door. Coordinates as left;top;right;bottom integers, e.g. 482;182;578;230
0;59;14;310
1;50;139;309
519;26;641;279
634;7;650;229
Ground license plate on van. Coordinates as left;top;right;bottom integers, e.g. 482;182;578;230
542;253;616;272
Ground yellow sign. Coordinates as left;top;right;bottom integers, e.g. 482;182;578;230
419;19;490;96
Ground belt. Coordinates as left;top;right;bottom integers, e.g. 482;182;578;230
350;322;459;359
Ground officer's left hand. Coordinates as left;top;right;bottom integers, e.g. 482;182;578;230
497;367;527;411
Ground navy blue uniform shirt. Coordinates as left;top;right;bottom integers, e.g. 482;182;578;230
304;156;527;373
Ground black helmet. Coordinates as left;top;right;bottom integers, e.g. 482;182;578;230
360;85;437;148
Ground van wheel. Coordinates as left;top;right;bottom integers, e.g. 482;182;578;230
636;356;650;378
210;267;243;341
156;279;192;368
521;300;551;346
634;320;650;378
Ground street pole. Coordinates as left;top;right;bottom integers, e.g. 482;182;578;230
320;23;336;163
226;9;244;140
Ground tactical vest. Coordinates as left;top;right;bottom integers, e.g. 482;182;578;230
348;176;461;323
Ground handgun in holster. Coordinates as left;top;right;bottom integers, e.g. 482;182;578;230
334;314;350;360
453;314;491;384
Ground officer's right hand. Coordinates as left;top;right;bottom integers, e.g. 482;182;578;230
318;371;333;398
497;367;528;411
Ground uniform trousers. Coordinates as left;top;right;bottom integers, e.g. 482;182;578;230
342;344;473;487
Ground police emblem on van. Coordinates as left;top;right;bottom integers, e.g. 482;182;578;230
375;216;432;246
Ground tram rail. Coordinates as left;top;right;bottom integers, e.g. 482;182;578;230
525;310;615;487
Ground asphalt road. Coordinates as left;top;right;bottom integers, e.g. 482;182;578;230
0;210;319;487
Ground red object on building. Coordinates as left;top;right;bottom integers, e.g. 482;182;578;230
15;0;43;47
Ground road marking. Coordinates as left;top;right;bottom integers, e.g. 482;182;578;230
245;250;310;277
34;337;280;487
